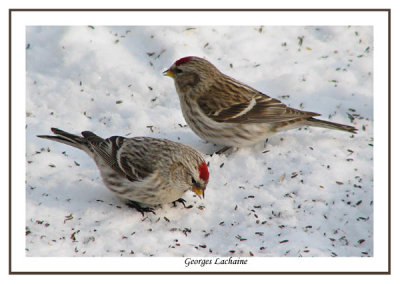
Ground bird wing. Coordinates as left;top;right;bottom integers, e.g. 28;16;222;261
116;138;155;182
83;132;151;182
196;77;320;124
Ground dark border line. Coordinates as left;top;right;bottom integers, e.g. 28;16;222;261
9;8;391;12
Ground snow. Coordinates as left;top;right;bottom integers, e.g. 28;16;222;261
25;26;373;258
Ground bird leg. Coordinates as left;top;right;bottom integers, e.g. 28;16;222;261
215;146;233;155
125;200;156;216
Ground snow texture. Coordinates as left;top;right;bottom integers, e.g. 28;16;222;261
26;26;373;257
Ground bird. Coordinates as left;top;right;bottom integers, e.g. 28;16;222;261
164;56;357;153
37;128;209;214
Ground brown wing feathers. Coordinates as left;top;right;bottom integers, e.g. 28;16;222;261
197;83;321;124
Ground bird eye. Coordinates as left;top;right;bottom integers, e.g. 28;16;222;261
191;177;196;184
175;68;183;74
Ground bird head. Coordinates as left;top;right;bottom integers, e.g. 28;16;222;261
163;56;219;93
190;161;209;199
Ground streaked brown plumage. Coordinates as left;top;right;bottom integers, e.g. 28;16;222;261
38;128;209;212
164;56;357;149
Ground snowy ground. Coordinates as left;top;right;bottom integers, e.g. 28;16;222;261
25;26;373;257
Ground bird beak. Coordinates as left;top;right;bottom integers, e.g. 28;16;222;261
163;69;175;78
192;186;205;199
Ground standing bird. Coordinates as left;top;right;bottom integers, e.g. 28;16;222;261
164;56;357;152
37;128;209;214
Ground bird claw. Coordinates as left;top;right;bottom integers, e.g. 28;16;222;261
126;200;156;216
172;198;188;208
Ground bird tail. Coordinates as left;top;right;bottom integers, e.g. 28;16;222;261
37;128;90;151
305;118;357;134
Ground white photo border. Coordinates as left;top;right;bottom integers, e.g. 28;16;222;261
10;9;389;274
